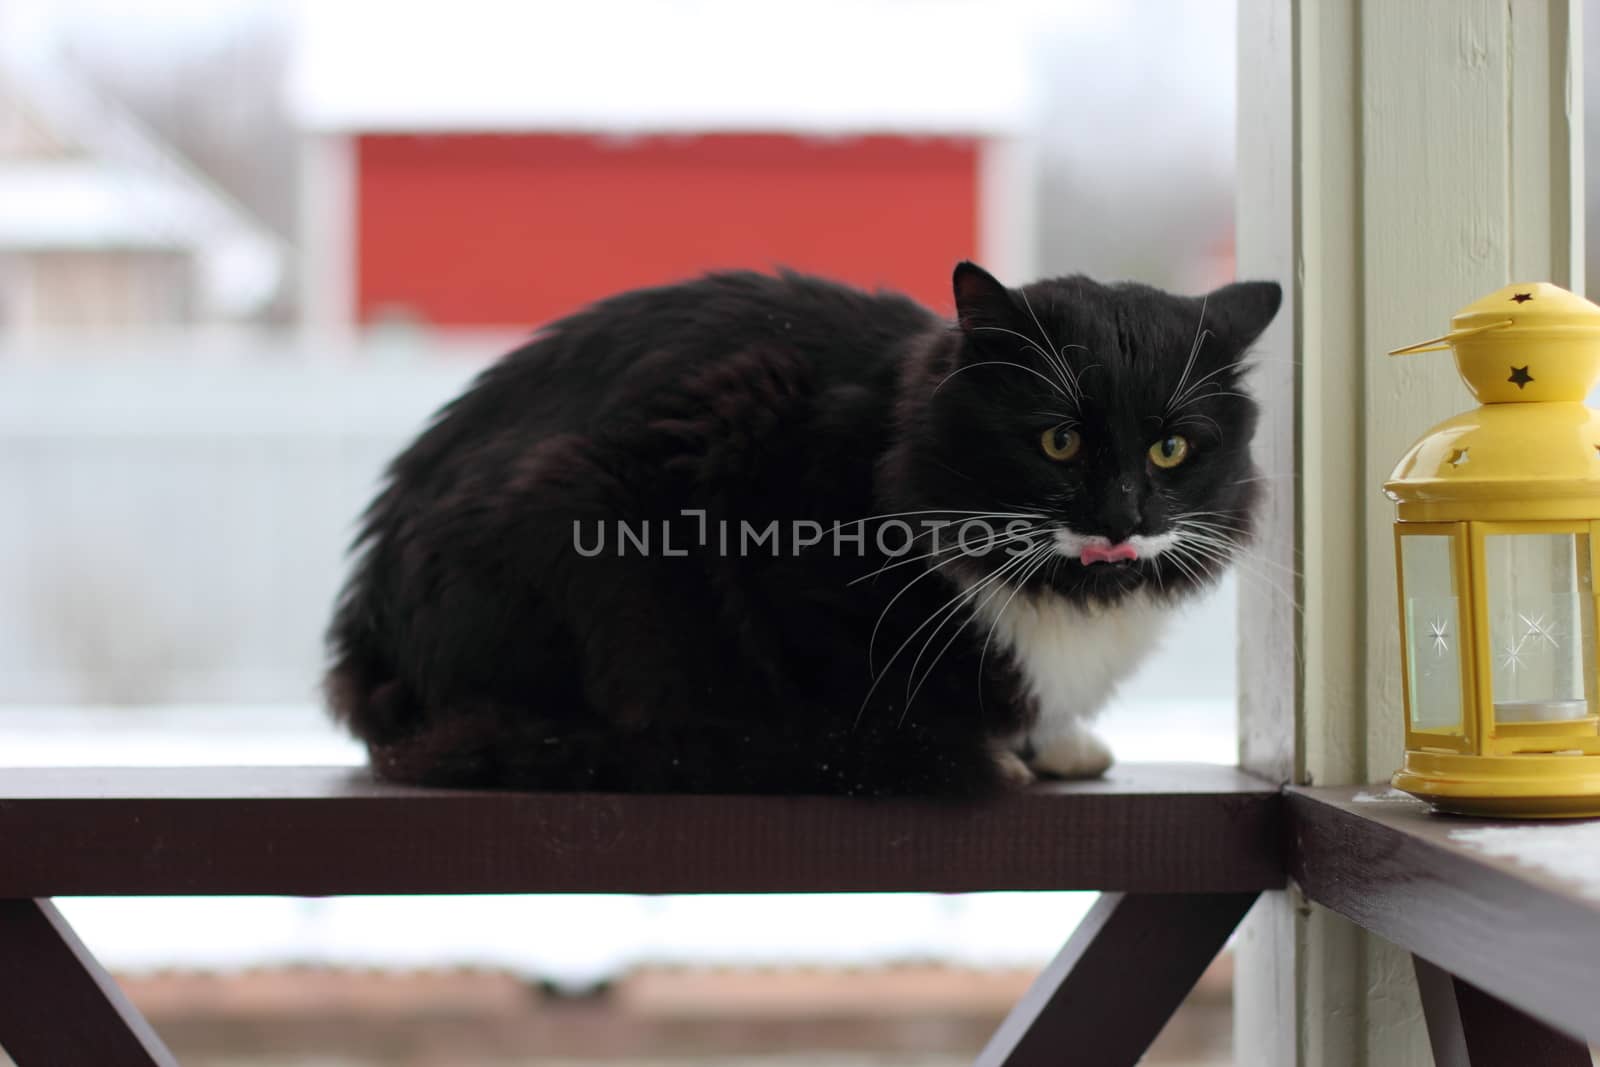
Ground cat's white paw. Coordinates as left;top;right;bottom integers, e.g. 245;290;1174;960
1029;729;1113;780
992;748;1037;789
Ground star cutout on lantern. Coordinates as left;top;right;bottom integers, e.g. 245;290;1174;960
1500;635;1529;674
1427;617;1451;658
1520;612;1563;650
1508;365;1535;388
1511;292;1534;303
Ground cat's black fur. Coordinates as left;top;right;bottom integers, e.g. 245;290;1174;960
326;264;1281;795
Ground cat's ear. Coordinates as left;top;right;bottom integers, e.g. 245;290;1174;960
1205;281;1283;353
952;261;1015;334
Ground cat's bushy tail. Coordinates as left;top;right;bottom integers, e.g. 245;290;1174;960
326;656;605;789
326;655;989;796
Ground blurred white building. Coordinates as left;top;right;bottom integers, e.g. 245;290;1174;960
0;45;284;335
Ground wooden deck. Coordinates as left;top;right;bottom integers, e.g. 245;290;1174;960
1289;787;1600;1057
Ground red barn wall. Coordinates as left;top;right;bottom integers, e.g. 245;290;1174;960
354;133;980;328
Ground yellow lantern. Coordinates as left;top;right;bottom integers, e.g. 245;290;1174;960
1387;282;1600;817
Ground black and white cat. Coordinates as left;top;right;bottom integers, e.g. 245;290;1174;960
326;263;1280;795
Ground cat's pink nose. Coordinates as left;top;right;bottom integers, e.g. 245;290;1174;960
1080;541;1139;565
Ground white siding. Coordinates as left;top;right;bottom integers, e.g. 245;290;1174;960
1235;1;1584;1064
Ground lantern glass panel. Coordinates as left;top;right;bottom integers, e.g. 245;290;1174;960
1484;533;1595;723
1401;534;1464;732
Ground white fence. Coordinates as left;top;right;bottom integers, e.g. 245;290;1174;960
0;338;1240;713
0;342;490;704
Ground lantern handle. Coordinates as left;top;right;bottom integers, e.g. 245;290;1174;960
1389;319;1514;356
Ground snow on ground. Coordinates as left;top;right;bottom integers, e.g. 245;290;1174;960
1351;788;1418;805
1449;822;1600;903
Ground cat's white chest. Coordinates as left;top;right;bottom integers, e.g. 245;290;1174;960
970;587;1167;740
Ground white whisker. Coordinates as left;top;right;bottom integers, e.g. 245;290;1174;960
1171;412;1222;437
855;539;1046;729
1165;295;1210;416
850;524;1043;586
865;545;982;675
972;323;1082;405
975;542;1058;694
1018;289;1085;403
827;509;1048;529
1168;357;1255;415
899;543;1053;723
934;360;1073;401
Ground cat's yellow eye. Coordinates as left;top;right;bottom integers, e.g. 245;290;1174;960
1149;435;1191;468
1040;424;1082;461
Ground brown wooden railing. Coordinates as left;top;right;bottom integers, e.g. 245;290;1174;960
0;762;1593;1065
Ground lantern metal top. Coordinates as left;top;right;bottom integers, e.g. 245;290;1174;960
1385;282;1600;521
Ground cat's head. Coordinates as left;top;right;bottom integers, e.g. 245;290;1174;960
896;261;1281;606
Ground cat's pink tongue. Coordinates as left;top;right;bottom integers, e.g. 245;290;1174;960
1080;542;1138;565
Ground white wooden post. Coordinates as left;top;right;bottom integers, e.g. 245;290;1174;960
297;131;357;344
1234;1;1582;1064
